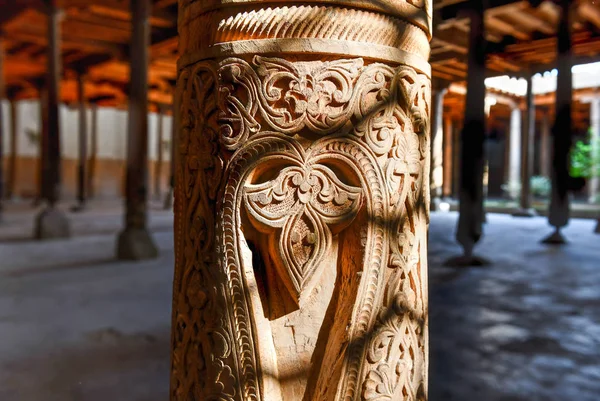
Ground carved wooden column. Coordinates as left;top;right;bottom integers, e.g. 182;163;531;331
73;71;88;211
117;0;158;259
514;74;536;216
544;0;572;244
0;37;5;215
452;0;487;265
172;1;432;400
7;97;17;200
35;0;70;239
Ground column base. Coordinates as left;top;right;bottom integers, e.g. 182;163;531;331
116;227;159;260
34;207;71;240
444;254;490;267
541;229;567;245
512;208;537;218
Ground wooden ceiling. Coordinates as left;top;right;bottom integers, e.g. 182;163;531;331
0;0;599;111
0;0;178;108
432;0;600;82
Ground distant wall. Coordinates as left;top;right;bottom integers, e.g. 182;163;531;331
1;99;173;200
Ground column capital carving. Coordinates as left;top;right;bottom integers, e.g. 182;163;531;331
178;0;431;71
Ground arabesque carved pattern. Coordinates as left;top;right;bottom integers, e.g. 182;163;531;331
244;163;362;304
172;54;430;401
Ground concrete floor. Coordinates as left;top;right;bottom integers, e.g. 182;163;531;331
0;203;599;400
0;202;173;401
429;212;600;401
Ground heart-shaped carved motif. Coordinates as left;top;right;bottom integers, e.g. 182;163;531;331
243;164;362;305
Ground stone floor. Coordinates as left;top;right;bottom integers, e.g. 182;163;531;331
0;202;599;400
429;212;600;401
0;201;173;401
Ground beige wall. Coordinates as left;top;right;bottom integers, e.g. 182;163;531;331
1;99;173;200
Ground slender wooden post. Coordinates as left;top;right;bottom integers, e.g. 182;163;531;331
0;38;5;215
45;2;61;207
73;71;88;211
453;118;462;197
117;0;158;259
154;106;164;200
452;0;488;265
540;109;551;178
544;0;572;244
8;97;17;199
88;103;97;199
35;0;70;239
514;74;536;216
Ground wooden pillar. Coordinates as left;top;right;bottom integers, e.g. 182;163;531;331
431;87;447;209
171;1;432;399
117;0;157;260
35;0;70;239
7;97;17;199
73;72;88;210
540;109;551;178
453;0;488;264
0;38;5;213
443;116;454;198
154;106;164;200
544;0;572;244
515;74;536;216
88;103;98;199
453;118;462;197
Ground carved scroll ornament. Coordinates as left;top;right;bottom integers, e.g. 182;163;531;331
171;52;430;401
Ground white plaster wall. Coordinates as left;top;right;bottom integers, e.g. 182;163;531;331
1;100;9;153
60;104;79;159
1;100;171;163
148;112;173;162
96;107;128;160
16;100;41;158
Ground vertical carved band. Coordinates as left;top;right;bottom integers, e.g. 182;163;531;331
173;1;431;400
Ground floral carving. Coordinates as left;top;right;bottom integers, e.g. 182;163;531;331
173;55;430;401
244;164;362;305
218;57;396;149
171;62;237;401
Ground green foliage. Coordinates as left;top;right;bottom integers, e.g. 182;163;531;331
570;128;600;178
